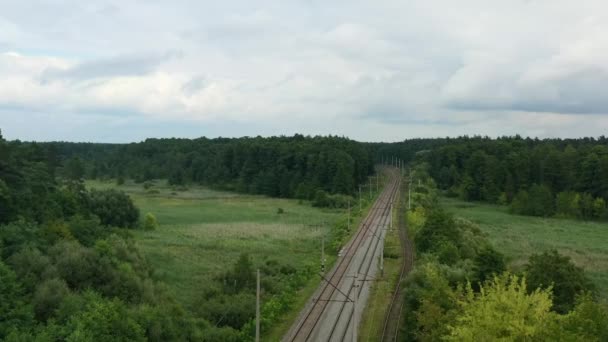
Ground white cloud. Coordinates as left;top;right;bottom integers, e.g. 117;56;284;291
0;0;608;142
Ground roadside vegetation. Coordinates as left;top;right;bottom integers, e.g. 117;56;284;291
399;162;608;341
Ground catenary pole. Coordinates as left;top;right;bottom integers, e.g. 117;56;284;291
256;269;260;342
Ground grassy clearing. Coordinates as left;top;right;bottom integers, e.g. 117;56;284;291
86;180;344;321
441;197;608;300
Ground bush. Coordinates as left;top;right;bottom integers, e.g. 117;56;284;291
472;246;505;288
220;254;256;294
0;261;32;338
445;274;556;341
8;246;57;293
50;241;97;290
528;184;554;216
415;209;461;256
65;291;146;341
196;292;255;329
68;215;108;247
89;189;139;228
555;191;578;218
401;261;459;341
312;190;329;207
510;190;530;215
525;250;594;313
142;213;158;231
33;278;70;321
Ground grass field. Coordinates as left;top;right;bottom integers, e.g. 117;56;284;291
86;180;348;336
441;197;608;300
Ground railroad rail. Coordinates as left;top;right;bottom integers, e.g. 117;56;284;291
380;176;415;341
283;168;401;342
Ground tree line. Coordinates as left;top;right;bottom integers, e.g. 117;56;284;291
45;135;374;202
418;135;608;220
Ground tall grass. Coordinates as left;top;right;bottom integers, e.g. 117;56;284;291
441;197;608;300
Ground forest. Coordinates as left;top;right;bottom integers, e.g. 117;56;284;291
0;131;218;340
46;135;373;203
422;136;608;220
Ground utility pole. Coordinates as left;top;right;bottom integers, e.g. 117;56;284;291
380;227;384;277
347;199;351;231
376;174;379;192
408;179;412;210
390;203;393;230
359;185;362;211
321;237;325;273
352;275;358;342
369;177;372;199
256;269;260;342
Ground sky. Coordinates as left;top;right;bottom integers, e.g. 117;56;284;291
1;0;608;142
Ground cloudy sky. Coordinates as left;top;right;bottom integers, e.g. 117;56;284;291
1;0;608;142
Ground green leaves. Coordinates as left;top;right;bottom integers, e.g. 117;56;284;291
525;250;594;314
446;275;556;341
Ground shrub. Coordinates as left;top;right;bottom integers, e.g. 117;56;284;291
555;191;578;218
525;250;594;313
0;261;32;338
415;209;461;256
471;246;505;288
142;213;159;231
510;190;530;215
89;189;139;228
65;291;146;341
445;274;556;341
33;278;70;321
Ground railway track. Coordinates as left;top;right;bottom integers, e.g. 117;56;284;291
380;177;415;342
283;169;401;342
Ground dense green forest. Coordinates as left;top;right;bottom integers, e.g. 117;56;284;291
45;135;374;202
420;136;608;220
0;131;217;340
41;134;608;222
402;162;608;340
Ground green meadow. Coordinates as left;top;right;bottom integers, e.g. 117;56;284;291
86;180;345;312
441;197;608;300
